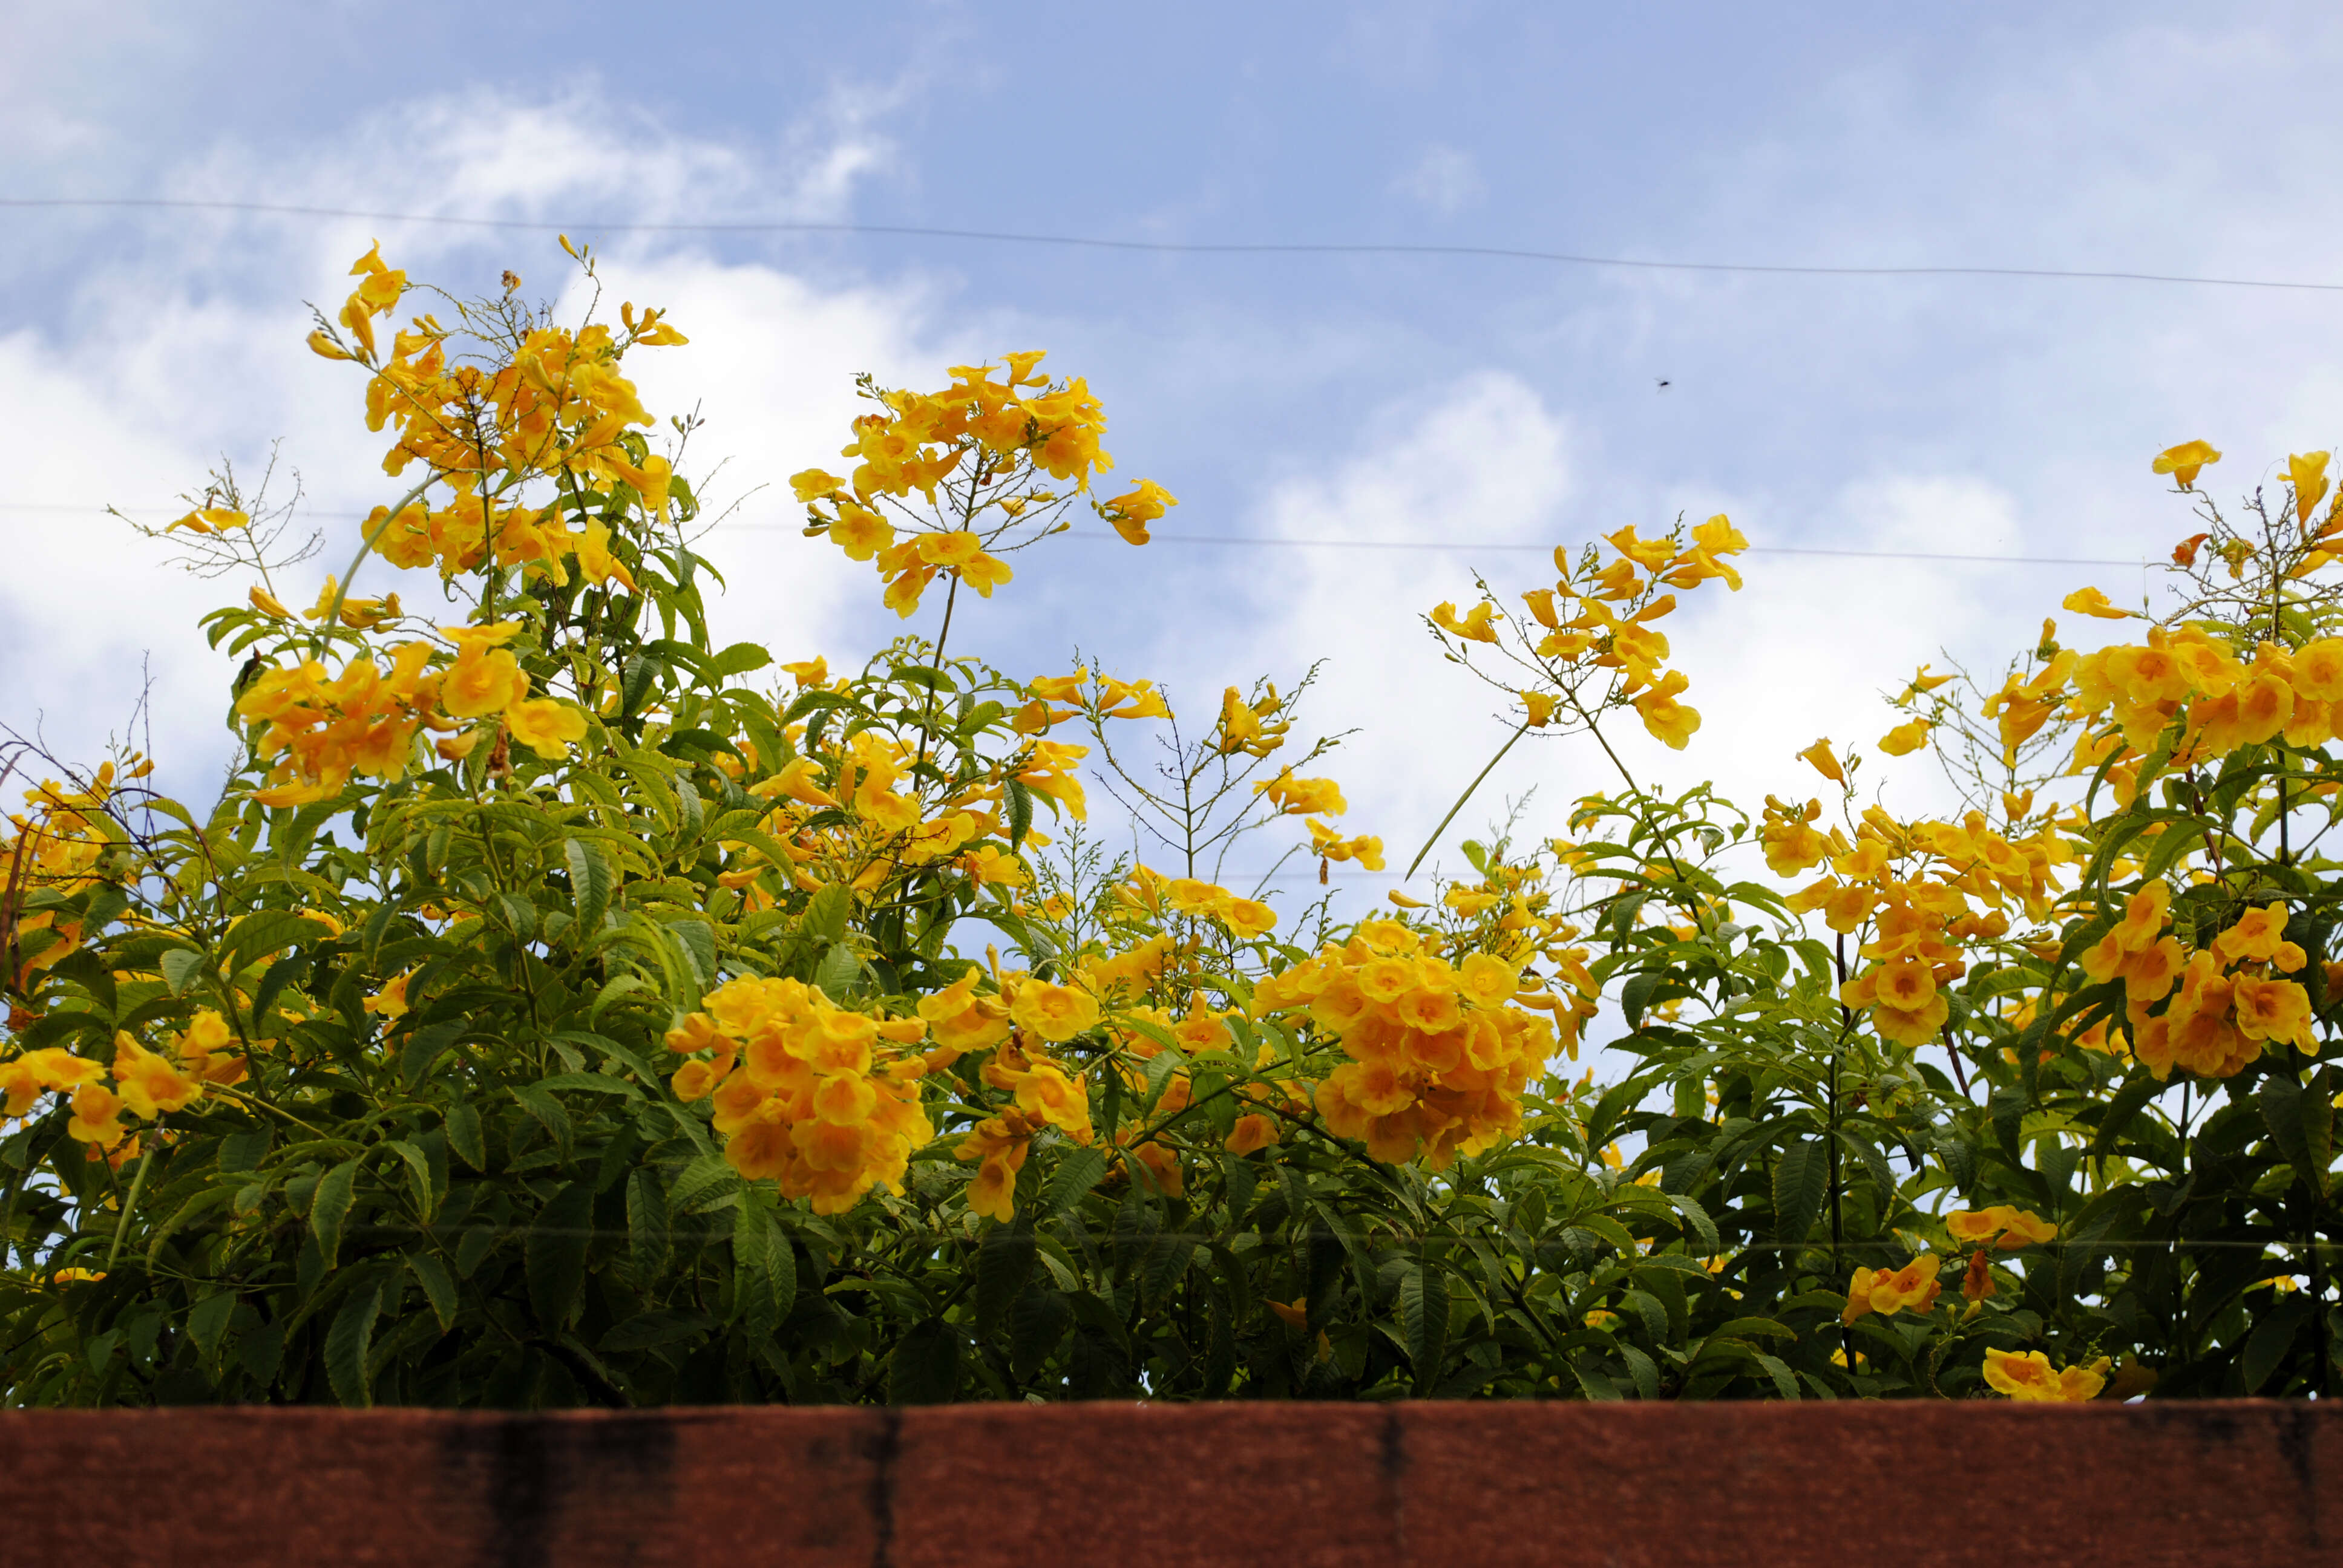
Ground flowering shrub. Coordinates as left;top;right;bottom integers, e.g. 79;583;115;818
1;249;2336;1408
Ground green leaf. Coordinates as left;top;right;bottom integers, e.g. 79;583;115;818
888;1318;960;1404
382;1138;437;1219
1618;1342;1661;1399
444;1103;485;1171
1009;1287;1071;1383
667;918;716;986
1665;1192;1721;1253
399;1022;465;1091
976;1220;1038;1340
706;642;773;680
564;838;614;936
2086;1071;2168;1160
813;942;862;1002
627;1168;672;1283
669;1151;742;1214
407;1251;457;1331
324;1278;384;1407
526;1181;594;1330
219;909;332;975
534;1071;641;1099
1753;1352;1803;1400
1398;1264;1450;1392
2241;1293;2313;1393
188;1292;237;1366
510;1085;574;1158
600;1310;716;1354
1006;780;1035;851
159;947;206;997
731;1200;793;1342
802;882;851;944
2259;1071;2314;1180
1771;1137;1828;1243
1045;1145;1110;1216
310;1158;361;1269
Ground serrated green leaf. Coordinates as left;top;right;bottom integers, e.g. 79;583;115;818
627;1168;672;1283
1772;1138;1828;1243
813;942;862;1002
526;1181;594;1330
1398;1264;1449;1391
802;882;850;944
188;1291;237;1365
310;1158;361;1269
510;1085;573;1158
324;1278;384;1407
565;837;614;938
159;947;206;997
888;1318;960;1404
600;1310;716;1353
444;1103;485;1171
975;1220;1037;1340
1045;1145;1110;1215
669;1151;742;1214
408;1252;457;1331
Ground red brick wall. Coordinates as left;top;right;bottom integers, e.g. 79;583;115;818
3;1402;2335;1566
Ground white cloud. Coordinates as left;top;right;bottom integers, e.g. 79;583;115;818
1392;143;1486;215
0;83;938;799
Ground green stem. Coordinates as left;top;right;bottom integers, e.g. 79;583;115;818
105;1143;157;1270
314;472;441;649
1406;723;1530;878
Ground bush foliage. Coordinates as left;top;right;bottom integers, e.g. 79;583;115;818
2;252;2337;1408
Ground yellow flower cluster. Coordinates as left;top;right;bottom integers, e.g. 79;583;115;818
1982;1346;2109;1401
1254;918;1553;1168
364;492;639;593
2081;885;2316;1079
1;1010;250;1169
234;624;586;806
2063;624;2343;795
1778;803;2071;1047
1841;1254;1942;1324
2;766;136;982
1431;515;1748;750
791;353;1176;619
719;718;1080;901
665;978;935;1215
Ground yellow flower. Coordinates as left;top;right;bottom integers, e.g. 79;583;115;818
1841;1254;1942;1324
1009;979;1102;1043
2289;451;2331;523
2152;439;2221;489
791;468;845;501
1797;738;1844;783
364;970;415;1020
1430;601;1500;644
1982;1347;2108;1402
830;504;895;561
1946;1205;2056;1250
1878;719;1932;756
441;643;529;719
66;1082;127;1148
958;550;1014;596
2060;586;2133;619
1099;478;1176;546
1225;1113;1280;1156
1632;671;1699;750
505;697;588;757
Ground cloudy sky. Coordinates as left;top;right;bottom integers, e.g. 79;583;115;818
5;2;2341;909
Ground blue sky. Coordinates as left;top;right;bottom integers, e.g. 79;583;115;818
7;2;2342;898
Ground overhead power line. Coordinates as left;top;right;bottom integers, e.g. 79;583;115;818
7;196;2343;296
0;503;2148;568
